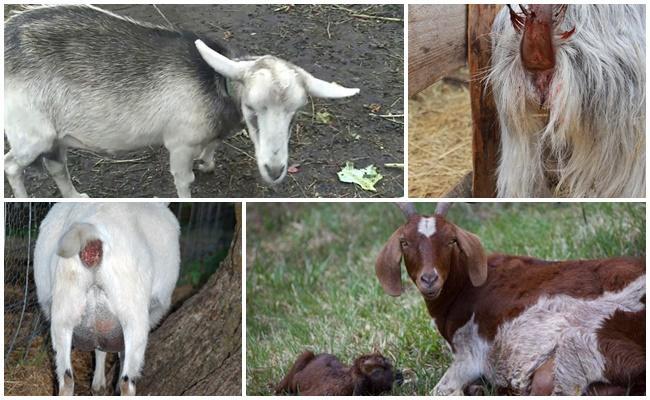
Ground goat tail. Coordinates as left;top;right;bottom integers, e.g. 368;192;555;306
57;223;103;267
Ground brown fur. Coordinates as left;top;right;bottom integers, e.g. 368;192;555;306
275;351;396;395
376;209;645;394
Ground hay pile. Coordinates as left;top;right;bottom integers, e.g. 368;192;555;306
408;73;472;197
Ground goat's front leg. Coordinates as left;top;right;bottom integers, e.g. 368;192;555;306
168;144;201;198
51;322;74;395
433;356;484;396
118;312;149;395
196;140;221;173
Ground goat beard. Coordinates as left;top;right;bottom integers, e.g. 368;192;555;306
488;5;645;197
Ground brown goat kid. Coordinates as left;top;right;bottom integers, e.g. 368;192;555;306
376;203;645;395
275;351;398;395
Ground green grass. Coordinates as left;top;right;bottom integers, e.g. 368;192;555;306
245;203;645;395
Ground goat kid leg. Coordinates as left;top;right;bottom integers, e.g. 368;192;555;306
196;140;220;173
51;324;74;395
42;145;88;198
92;350;108;394
119;317;149;396
168;144;201;198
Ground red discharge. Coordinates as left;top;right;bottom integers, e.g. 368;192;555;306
510;4;576;106
80;240;103;267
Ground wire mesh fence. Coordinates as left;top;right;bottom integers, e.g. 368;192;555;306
4;202;236;382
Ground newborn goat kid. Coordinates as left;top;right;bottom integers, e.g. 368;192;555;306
376;203;645;395
34;203;180;395
489;4;645;197
275;351;398;395
4;5;359;198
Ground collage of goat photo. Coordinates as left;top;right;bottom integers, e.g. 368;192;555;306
2;2;647;398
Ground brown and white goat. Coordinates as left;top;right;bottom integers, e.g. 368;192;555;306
376;203;645;395
274;351;398;395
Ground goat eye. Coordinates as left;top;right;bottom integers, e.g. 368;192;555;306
448;239;457;246
399;239;408;248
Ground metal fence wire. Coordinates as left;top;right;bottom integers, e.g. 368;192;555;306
4;202;235;367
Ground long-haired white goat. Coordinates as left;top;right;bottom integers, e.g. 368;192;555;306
34;203;180;395
489;4;645;197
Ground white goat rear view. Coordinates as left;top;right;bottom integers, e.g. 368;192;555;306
34;203;180;395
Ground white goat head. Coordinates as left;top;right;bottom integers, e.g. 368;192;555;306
195;39;360;184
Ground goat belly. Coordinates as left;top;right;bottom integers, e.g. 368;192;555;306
486;275;645;395
72;285;124;352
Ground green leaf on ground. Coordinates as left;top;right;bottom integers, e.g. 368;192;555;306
337;162;383;191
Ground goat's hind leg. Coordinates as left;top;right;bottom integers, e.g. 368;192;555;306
42;144;88;198
92;350;108;394
196;139;220;173
118;310;149;395
51;323;75;395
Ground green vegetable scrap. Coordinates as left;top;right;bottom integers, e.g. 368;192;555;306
337;162;383;191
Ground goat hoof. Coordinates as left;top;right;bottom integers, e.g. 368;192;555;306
91;384;106;396
119;376;136;396
197;162;215;173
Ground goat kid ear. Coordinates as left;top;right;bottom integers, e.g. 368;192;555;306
456;227;488;287
375;229;403;296
301;70;360;98
195;40;252;80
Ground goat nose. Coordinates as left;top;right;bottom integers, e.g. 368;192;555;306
264;164;285;181
420;273;437;288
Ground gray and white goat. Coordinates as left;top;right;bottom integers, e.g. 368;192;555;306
489;4;645;197
4;5;360;198
34;203;180;395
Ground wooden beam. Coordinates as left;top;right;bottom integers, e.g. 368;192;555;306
468;4;502;198
408;5;466;97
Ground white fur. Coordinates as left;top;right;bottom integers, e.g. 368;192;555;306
433;315;490;395
417;217;437;237
489;4;645;197
433;275;645;394
34;203;180;395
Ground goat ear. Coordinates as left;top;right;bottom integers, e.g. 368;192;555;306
456;227;488;287
195;40;252;80
301;70;360;98
375;229;403;296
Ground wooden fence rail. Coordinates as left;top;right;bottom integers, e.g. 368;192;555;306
408;4;502;197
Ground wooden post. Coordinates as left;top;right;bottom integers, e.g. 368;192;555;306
408;5;466;97
467;5;502;197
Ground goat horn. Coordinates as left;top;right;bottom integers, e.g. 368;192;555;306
395;203;417;218
435;202;452;216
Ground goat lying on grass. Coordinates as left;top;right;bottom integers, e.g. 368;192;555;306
275;351;400;395
376;202;645;395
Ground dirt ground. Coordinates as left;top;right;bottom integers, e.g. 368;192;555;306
4;4;404;198
408;69;472;197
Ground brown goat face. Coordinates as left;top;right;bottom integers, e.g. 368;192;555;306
352;354;396;395
399;216;456;299
376;214;488;299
